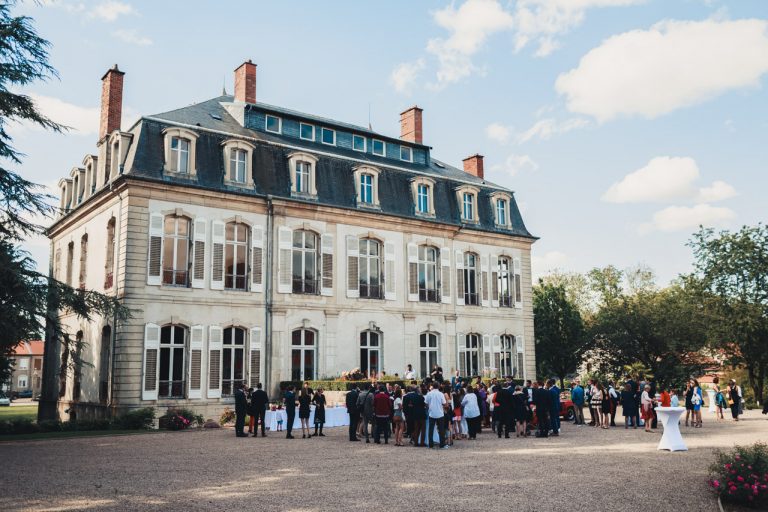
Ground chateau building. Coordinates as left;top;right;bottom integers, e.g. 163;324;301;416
46;61;537;419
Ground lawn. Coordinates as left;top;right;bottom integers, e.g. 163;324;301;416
0;429;160;442
0;404;38;422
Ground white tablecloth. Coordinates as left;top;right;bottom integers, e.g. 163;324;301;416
655;407;687;452
263;406;349;431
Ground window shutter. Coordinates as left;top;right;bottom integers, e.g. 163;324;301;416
491;254;499;307
482;334;492;373
277;226;293;294
147;213;164;286
440;247;451;304
142;323;160;400
251;225;264;293
492;334;501;377
210;221;225;290
346;235;359;298
406;243;418;302
191;218;207;289
514;257;523;309
455;250;465;306
516;334;525;379
384;241;396;301
321;234;334;296
188;325;204;399
207;326;223;398
456;333;465;375
249;327;262;389
481;255;490;307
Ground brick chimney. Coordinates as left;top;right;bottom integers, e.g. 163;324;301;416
400;106;423;144
234;60;257;103
99;64;124;140
463;154;484;179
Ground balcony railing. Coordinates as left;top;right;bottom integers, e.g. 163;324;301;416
163;269;188;287
292;278;319;295
359;283;383;299
464;292;479;306
419;287;439;303
499;293;513;307
158;380;185;398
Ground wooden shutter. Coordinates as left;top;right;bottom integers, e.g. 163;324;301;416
455;250;465;306
277;226;293;294
321;234;334;296
147;213;163;286
346;235;359;298
210;221;225;290
142;323;160;400
456;333;465;375
207;326;223;398
188;325;204;399
249;327;262;389
440;247;451;304
251;225;264;293
191;218;207;289
406;243;418;302
491;254;499;307
492;335;501;377
482;334;492;372
514;257;523;309
516;335;525;379
481;255;490;307
384;240;396;301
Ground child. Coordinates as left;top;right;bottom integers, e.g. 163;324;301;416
670;389;679;408
276;416;284;432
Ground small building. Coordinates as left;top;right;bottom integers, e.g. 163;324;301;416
6;341;44;398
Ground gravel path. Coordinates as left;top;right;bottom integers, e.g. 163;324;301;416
1;410;766;512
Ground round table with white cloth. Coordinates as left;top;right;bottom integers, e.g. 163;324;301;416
654;406;687;452
264;406;349;431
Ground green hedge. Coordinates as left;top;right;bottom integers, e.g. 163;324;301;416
0;408;156;436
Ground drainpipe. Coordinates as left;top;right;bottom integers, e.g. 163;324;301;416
108;181;123;415
264;196;274;395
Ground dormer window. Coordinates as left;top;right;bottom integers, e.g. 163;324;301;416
417;184;429;213
352;134;366;152
456;185;480;223
490;192;512;227
400;145;413;162
266;115;281;134
288;152;318;198
231;149;247;182
353;166;380;207
411;177;436;217
372;139;385;156
300;123;314;141
296;162;311;193
222;139;255;187
163;127;198;176
172;137;190;173
321;127;336;146
496;198;507;225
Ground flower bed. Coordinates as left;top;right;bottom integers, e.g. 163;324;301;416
709;442;768;508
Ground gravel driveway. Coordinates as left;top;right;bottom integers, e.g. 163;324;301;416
1;410;766;512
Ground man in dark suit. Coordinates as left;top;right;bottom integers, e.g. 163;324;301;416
250;383;269;437
284;385;297;439
533;380;552;438
346;384;360;441
496;382;513;438
547;378;561;436
234;382;248;437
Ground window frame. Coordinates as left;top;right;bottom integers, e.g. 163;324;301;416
459;333;481;377
463;252;479;306
291;328;317;381
222;139;255;188
222;326;246;397
498;256;513;307
400;145;413;162
419;332;439;379
265;114;282;134
418;245;440;303
490;192;512;227
158;324;187;399
352;134;367;152
291;230;320;295
288;152;319;197
224;221;249;291
359;330;381;378
358;238;382;299
162;127;198;176
411;177;436;217
353;165;381;207
371;139;385;156
320;127;336;146
162;215;192;287
456;185;480;223
299;122;315;141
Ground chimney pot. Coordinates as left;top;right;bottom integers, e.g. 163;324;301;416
99;65;125;141
462;154;484;179
400;106;423;145
234;60;257;104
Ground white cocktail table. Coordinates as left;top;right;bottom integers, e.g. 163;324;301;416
655;407;687;451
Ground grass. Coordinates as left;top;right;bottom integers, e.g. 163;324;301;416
0;429;162;442
0;404;38;421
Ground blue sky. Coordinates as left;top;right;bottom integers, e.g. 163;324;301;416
12;0;768;285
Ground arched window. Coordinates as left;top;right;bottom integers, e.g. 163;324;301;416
225;221;249;290
418;245;439;302
292;230;319;294
73;330;84;401
459;333;480;377
222;327;245;396
498;257;512;307
291;328;316;381
419;332;439;379
159;324;186;398
360;330;381;377
104;218;116;289
171;137;190;173
66;241;74;286
78;234;88;289
163;215;191;286
99;325;111;404
359;238;381;299
463;252;479;305
497;335;515;377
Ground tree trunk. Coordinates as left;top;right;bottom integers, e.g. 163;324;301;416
755;362;766;405
38;300;61;422
559;376;565;390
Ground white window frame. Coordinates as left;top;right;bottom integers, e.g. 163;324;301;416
162;214;191;287
371;139;385;156
18;375;28;388
418;245;439;303
265;114;282;134
222;139;255;187
352;165;380;207
456;185;480;223
463;252;479;306
292;230;320;295
19;358;29;370
162;127;198;176
299;122;315;141
224;221;250;291
498;256;513;307
159;324;187;399
290;328;317;381
419;332;440;379
459;333;481;377
359;330;381;377
352;134;367;152
400;145;413;162
320;127;336;146
411;177;436;216
358;238;382;299
490;192;512;227
222;326;246;396
288;152;318;197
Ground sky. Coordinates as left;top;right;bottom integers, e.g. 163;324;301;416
10;0;768;285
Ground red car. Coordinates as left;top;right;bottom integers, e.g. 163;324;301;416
528;394;576;428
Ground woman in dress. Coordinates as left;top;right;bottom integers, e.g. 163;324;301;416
691;379;703;428
591;380;603;428
712;376;725;421
511;385;528;437
392;385;405;446
684;380;694;427
620;383;637;429
298;386;312;438
312;387;326;437
600;382;611;429
640;384;655;432
461;385;481;440
728;379;742;421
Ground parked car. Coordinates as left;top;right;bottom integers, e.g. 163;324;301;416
528;396;576;430
0;393;10;406
12;390;33;399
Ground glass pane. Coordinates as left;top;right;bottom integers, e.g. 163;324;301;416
305;232;316;249
226;223;235;241
174;326;185;344
430;334;437;348
163;236;174;268
293;230;303;248
305;252;315;281
176;239;187;270
164;216;175;234
292;330;301;346
236;224;246;243
223;349;232;380
420;334;426;348
225;244;234;275
291;350;301;380
304;350;315;380
224;328;232;345
353;135;365;151
292;251;302;281
304;330;314;346
360;348;368;373
373;140;384;155
300;124;313;140
172;347;184;380
360;331;367;346
369;332;378;346
370;350;379;375
160;347;170;380
177;218;188;237
161;326;171;344
420;352;427;378
234;349;244;379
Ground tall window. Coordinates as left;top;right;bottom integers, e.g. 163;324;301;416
459;333;480;377
225;222;249;290
291;329;316;381
159;325;186;398
496;335;515;377
359;238;381;299
360;174;373;204
417;184;430;214
360;330;380;378
498;257;513;307
222;327;245;396
163;215;191;287
292;230;318;294
73;331;83;400
462;193;474;221
104;218;116;289
171;137;190;174
463;253;479;305
496;199;508;225
78;234;88;289
99;326;111;404
418;245;439;302
296;161;311;194
419;332;439;379
230;148;247;183
66;241;74;286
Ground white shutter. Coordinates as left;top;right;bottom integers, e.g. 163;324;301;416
147;213;164;286
142;323;160;400
207;326;223;398
516;334;525;379
456;333;464;376
249;327;262;389
481;255;490;307
455;250;465;306
277;226;293;294
321;234;334;296
492;335;501;377
384;241;396;301
407;243;419;302
490;254;499;307
440;247;451;304
346;235;359;298
191;218;207;289
251;225;264;293
210;221;225;290
514;257;523;309
188;325;204;399
482;334;492;373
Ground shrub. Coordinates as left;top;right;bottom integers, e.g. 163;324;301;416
116;408;155;430
37;420;63;432
220;407;236;426
709;442;768;508
158;408;198;431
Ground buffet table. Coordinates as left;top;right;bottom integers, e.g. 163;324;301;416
264;406;349;431
654;406;687;451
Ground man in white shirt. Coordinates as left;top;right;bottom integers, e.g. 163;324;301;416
425;382;447;449
404;364;415;381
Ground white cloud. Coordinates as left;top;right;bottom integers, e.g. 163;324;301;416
556;18;768;122
89;1;135;22
602;156;737;204
490;153;539;177
639;204;736;233
517;117;589;143
532;250;568;280
390;59;425;94
485;122;511;143
112;28;153;46
20;93;100;135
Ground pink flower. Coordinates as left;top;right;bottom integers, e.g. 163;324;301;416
725;464;732;469
735;455;740;460
738;476;745;482
711;480;720;488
